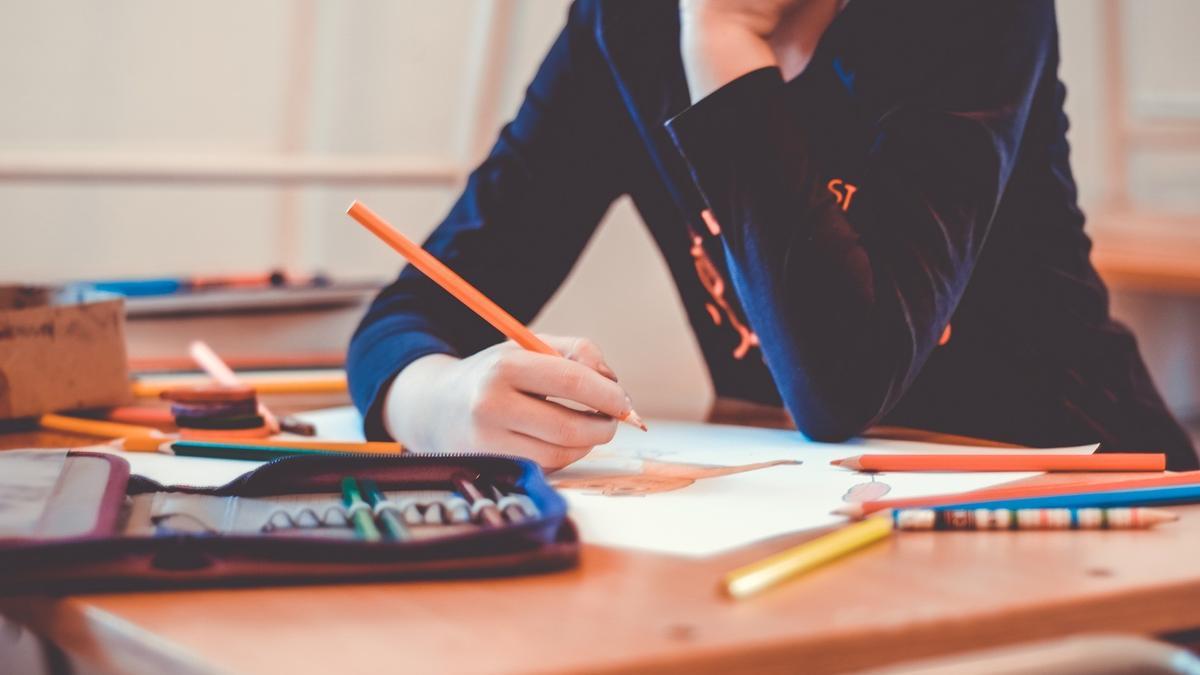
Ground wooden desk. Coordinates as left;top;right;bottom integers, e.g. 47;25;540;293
2;407;1199;675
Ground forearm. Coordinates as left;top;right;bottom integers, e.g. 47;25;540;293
665;68;1012;441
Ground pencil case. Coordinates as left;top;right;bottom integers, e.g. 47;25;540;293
0;449;578;594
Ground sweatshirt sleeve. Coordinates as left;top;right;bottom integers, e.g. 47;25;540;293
664;2;1053;441
347;0;633;439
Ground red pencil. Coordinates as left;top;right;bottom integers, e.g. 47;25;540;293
831;453;1165;473
835;469;1200;518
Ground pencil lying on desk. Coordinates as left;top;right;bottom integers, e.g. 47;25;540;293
831;453;1166;473
359;479;411;541
723;517;893;600
160;439;404;460
835;469;1200;518
131;372;347;398
346;200;647;432
892;506;1178;530
39;414;164;444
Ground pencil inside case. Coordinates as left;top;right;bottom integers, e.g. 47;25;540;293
0;452;576;594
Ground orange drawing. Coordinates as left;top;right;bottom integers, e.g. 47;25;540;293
552;458;801;497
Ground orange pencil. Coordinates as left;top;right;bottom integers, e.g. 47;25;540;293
831;453;1165;473
346;200;647;431
836;469;1200;518
102;406;176;427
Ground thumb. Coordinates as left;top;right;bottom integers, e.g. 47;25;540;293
537;334;619;382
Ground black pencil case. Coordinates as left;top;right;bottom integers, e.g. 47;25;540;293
0;450;578;593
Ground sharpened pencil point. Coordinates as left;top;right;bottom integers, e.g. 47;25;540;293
831;503;864;519
622;409;648;432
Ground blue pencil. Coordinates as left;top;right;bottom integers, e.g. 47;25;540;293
931;483;1200;512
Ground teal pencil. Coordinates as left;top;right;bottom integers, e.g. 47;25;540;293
341;477;382;542
171;441;330;461
359;478;411;541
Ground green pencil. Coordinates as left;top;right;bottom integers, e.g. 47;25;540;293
341;477;382;542
359;478;411;541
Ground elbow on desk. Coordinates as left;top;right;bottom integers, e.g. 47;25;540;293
781;378;889;445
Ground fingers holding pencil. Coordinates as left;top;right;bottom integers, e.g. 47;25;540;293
536;334;646;430
539;334;620;382
345;201;647;433
500;347;632;421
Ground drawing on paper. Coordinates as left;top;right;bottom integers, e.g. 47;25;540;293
842;474;892;503
551;458;802;496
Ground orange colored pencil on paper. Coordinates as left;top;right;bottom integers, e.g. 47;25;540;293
346;200;647;431
835;469;1200;518
831;453;1166;473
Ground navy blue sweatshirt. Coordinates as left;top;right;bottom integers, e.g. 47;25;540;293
348;0;1199;470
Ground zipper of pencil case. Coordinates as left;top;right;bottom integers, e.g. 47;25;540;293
236;451;563;528
130;451;537;495
214;450;555;509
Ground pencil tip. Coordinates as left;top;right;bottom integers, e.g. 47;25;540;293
1144;508;1180;523
622;409;648;432
832;503;865;519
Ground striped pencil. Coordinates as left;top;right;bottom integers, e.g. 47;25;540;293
892;506;1178;530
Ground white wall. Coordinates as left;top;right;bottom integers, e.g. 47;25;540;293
0;1;1197;421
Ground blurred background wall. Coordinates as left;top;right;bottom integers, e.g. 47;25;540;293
1;0;1199;425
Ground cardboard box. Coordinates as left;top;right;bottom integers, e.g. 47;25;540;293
0;285;130;419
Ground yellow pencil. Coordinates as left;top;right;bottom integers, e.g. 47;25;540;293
131;373;347;398
722;516;894;600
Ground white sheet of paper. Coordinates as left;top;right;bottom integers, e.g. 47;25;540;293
91;448;262;489
289;406;1098;557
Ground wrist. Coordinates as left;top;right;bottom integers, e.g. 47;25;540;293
383;353;458;450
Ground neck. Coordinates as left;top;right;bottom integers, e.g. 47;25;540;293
768;0;842;81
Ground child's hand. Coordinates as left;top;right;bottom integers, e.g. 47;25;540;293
382;335;633;471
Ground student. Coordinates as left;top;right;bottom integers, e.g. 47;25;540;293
348;0;1200;471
